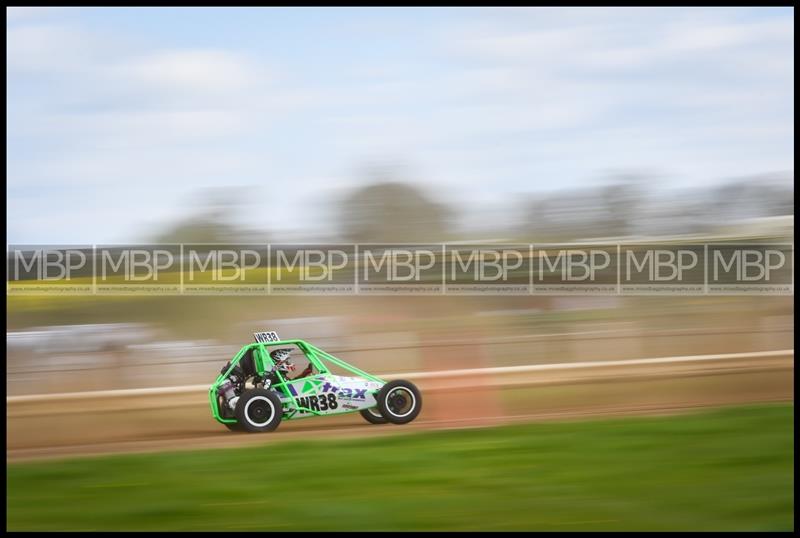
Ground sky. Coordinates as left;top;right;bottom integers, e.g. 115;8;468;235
6;7;794;244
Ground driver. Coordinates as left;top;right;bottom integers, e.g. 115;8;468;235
269;348;313;380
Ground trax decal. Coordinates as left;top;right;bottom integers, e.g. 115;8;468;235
322;382;367;399
285;377;378;398
279;375;381;415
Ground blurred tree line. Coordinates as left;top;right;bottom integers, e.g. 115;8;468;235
153;171;793;244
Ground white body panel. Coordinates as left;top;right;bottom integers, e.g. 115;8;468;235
277;374;383;418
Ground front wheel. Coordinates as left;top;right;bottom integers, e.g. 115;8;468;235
360;407;388;424
235;389;283;433
376;380;422;425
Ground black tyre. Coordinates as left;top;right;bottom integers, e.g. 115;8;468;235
223;421;244;432
376;380;422;425
234;388;283;433
360;407;389;425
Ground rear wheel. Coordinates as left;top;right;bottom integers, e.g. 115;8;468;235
360;407;388;424
223;421;244;432
235;389;283;433
376;380;422;425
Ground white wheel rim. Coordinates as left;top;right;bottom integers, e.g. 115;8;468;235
367;408;382;417
244;396;275;427
385;388;416;418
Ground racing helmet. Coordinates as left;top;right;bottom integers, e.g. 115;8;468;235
269;348;296;374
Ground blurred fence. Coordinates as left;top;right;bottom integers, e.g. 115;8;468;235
6;317;793;396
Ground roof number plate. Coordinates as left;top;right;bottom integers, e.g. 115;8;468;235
254;331;280;343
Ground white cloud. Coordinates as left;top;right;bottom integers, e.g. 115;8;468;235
6;6;64;23
6;9;794;243
444;12;793;76
6;23;95;73
661;17;793;54
119;49;267;96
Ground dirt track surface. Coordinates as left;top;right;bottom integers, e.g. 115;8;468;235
7;351;794;462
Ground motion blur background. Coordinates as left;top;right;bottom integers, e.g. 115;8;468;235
6;6;793;392
5;6;794;531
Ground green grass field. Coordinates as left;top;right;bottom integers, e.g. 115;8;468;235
6;404;793;531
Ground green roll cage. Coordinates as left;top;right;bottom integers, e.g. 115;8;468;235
209;339;387;424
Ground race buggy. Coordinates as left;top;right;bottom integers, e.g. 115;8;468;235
210;332;422;432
